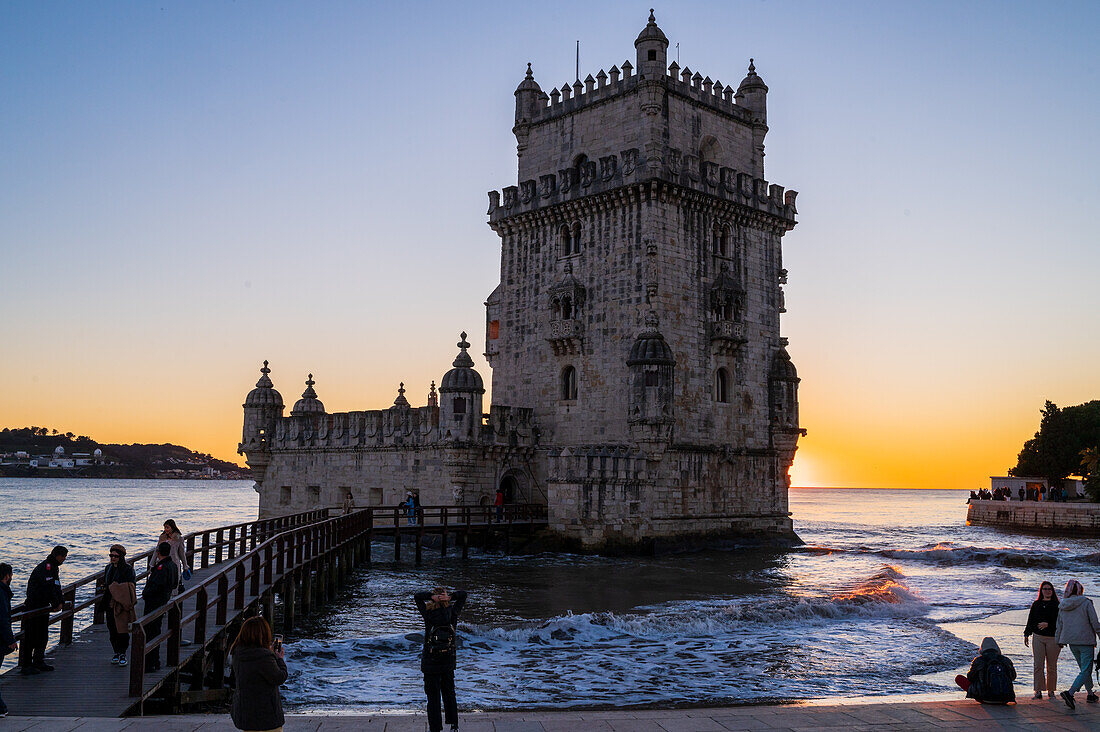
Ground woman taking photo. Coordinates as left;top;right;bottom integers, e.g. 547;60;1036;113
230;616;287;732
414;587;467;732
101;544;137;667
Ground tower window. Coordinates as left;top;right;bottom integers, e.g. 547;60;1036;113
648;50;657;61
645;370;659;387
488;320;500;339
561;365;578;400
453;397;467;415
715;368;730;403
561;296;573;320
560;224;572;256
571;222;581;254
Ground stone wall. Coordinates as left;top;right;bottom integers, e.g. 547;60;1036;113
967;500;1100;536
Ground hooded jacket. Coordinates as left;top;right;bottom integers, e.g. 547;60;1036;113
230;645;288;731
966;637;1016;703
1056;595;1100;646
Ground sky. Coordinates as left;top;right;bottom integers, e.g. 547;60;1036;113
1;1;1097;489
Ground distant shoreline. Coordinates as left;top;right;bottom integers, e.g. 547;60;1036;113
0;468;251;480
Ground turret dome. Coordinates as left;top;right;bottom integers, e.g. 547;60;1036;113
440;332;485;393
515;63;542;94
769;347;798;380
627;312;675;365
634;9;669;48
737;58;768;93
245;361;284;408
290;374;325;416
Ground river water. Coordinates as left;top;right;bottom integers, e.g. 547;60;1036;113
1;479;1097;710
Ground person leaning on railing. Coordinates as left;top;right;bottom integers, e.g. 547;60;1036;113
229;616;288;732
0;562;16;718
21;545;67;674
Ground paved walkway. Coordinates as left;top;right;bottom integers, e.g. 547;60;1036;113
1;697;1097;731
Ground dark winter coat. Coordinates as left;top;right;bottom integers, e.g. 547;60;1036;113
142;555;179;608
0;582;15;652
230;646;288;731
966;638;1016;704
1024;598;1059;638
26;556;64;610
414;590;467;673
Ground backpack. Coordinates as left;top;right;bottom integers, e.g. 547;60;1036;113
425;623;456;656
981;656;1014;702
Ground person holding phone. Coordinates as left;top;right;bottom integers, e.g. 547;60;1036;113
229;616;288;731
414;586;467;732
1024;580;1061;698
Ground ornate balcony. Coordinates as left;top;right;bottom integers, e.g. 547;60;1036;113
547;318;583;355
709;320;746;355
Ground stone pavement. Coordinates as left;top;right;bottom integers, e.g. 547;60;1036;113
1;697;1098;732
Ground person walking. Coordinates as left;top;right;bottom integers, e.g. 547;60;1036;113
414;587;468;732
342;491;356;515
0;563;17;717
142;542;179;671
101;544;137;667
229;616;288;732
1024;580;1061;699
406;493;416;526
21;545;67;674
494;488;504;523
1057;579;1100;708
152;520;188;593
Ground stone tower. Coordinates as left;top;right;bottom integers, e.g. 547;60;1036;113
485;12;804;549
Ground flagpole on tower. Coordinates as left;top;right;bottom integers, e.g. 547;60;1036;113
576;40;580;81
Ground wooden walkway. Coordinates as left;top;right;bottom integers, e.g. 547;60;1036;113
1;504;547;717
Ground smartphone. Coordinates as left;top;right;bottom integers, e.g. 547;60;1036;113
273;634;283;652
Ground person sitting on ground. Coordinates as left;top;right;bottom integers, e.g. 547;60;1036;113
1056;579;1100;709
229;616;288;732
955;637;1016;704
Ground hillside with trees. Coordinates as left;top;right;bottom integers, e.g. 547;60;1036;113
0;426;247;479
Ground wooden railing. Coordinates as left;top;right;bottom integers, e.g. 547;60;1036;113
127;507;373;696
10;507;332;667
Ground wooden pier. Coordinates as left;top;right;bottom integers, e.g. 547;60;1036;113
1;504;546;717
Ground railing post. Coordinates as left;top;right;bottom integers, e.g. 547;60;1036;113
201;531;211;569
250;554;261;597
194;585;208;645
186;534;196;569
167;603;181;667
394;508;401;561
366;508;373;564
234;564;246;610
60;587;75;645
129;623;146;696
463;506;470;559
228;526;237;559
276;536;285;577
441;506;448;557
93;575;106;625
216;529;225;564
217;574;229;626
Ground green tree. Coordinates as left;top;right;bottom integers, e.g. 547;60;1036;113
1082;446;1100;501
1010;400;1100;494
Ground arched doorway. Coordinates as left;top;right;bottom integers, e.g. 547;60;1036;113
500;474;520;504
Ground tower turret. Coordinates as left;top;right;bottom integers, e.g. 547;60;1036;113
513;63;544;160
634;9;669;79
290;374;325;417
439;332;485;441
240;360;284;485
735;58;768;123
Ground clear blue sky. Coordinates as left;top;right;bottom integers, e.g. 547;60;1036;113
1;1;1097;487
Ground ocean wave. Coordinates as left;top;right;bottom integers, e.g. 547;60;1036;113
800;542;1100;569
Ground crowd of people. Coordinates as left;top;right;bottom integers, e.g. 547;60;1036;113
956;578;1100;710
969;485;1073;502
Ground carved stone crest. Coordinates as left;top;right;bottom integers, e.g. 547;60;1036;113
520;180;536;204
599;155;618;182
621;148;638;176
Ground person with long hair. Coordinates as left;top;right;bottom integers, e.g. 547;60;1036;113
229;616;287;732
1056;579;1100;708
1024;580;1060;698
151;519;188;592
101;544;137;667
414;586;468;732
